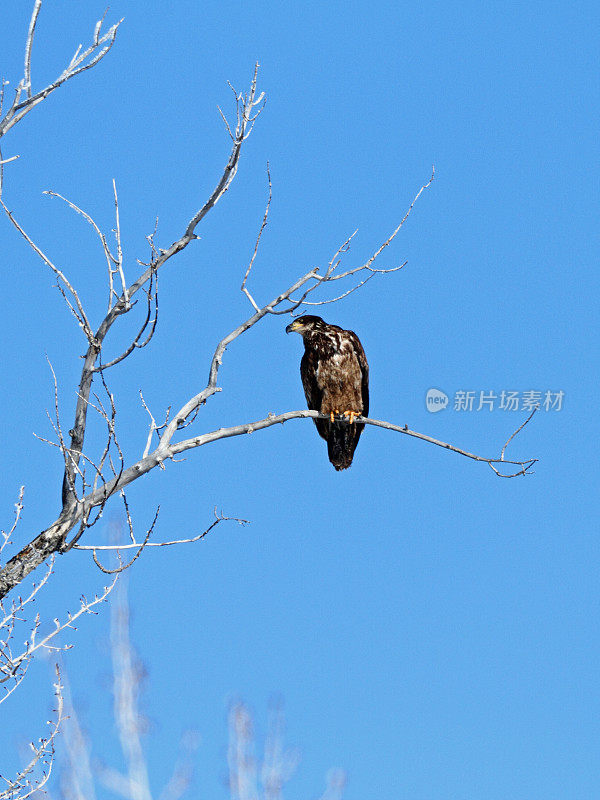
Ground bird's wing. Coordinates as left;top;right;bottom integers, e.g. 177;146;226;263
300;348;328;439
347;330;369;417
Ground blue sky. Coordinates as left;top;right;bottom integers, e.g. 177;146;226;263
1;1;598;798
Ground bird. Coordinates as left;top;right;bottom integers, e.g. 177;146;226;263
286;315;369;470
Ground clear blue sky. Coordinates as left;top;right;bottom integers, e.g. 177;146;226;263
1;0;598;797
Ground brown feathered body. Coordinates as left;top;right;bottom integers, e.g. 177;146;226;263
287;316;369;470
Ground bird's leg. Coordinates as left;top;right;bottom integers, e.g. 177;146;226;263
342;410;358;424
330;409;341;422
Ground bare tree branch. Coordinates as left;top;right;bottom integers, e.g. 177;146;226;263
91;509;158;575
0;171;535;597
0;3;122;140
45;64;265;520
75;509;249;551
0;664;64;800
93;267;159;372
0;200;95;342
1;486;24;557
111;179;129;308
42;188;120;309
3;576;117;681
241;162;272;312
0;399;536;601
23;1;42;100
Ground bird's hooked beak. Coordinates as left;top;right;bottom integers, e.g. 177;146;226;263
285;320;302;334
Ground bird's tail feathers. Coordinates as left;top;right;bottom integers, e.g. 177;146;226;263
327;421;358;471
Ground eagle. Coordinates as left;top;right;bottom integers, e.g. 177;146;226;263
286;315;369;470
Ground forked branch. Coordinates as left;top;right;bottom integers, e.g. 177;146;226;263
0;3;122;140
52;65;264;513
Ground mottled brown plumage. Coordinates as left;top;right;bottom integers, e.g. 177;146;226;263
286;315;369;470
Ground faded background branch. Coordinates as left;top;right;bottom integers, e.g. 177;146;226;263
42;573;343;800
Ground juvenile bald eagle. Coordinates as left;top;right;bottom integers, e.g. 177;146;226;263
286;315;369;470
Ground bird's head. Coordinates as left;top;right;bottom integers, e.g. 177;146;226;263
285;315;327;336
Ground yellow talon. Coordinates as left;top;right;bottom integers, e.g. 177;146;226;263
343;410;357;424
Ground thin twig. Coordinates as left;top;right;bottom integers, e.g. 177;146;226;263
0;200;94;341
241;162;272;311
75;510;248;551
92;517;155;575
8;577;117;671
0;663;65;800
112;178;129;308
500;404;538;461
0;486;25;556
23;1;42;99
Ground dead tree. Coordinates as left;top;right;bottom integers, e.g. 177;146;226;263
0;2;537;603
